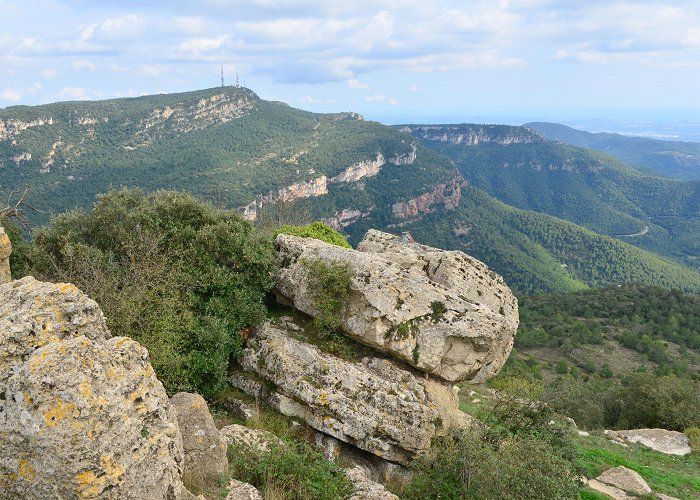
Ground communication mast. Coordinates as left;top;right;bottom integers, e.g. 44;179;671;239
220;64;225;87
236;66;240;87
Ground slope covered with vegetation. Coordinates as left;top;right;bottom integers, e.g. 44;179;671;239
406;125;700;269
526;121;700;180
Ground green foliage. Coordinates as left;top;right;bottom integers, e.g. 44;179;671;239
405;387;580;500
301;258;353;335
412;125;700;270
527;121;700;181
574;434;700;499
685;427;700;454
1;219;29;278
26;188;275;396
275;221;351;248
604;373;700;431
227;438;352;500
429;300;446;322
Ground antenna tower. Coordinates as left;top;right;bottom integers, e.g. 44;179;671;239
236;66;239;87
220;64;224;87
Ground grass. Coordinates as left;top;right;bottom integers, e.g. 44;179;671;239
574;433;700;500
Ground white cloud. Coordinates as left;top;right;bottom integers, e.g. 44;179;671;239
72;59;97;71
0;89;22;101
140;64;167;77
365;94;398;104
347;78;369;89
179;35;230;53
59;86;89;100
406;84;419;91
41;68;58;79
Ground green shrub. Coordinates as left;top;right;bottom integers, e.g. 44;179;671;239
301;258;353;336
28;188;275;396
275;221;352;248
404;427;579;500
228;438;352;499
684;427;700;454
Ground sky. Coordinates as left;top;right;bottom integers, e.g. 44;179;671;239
1;0;700;125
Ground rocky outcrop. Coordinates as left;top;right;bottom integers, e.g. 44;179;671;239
225;479;263;500
0;277;186;499
357;229;518;333
400;124;543;146
596;466;652;496
243;176;328;221
0;117;55;141
233;322;468;465
171;392;228;488
274;232;517;383
220;424;286;454
391;176;463;219
0;277;109;385
604;429;692;456
345;466;399;500
324;208;371;230
0;226;11;284
330;154;385;183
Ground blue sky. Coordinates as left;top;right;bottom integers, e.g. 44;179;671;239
1;0;700;124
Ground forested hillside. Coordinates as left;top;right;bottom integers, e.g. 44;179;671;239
526;121;700;180
4;89;700;294
403;124;700;270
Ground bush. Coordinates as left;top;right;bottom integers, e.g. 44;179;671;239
301;258;353;335
603;373;700;430
543;377;606;430
685;427;700;454
28;188;276;396
404;427;579;500
275;221;352;248
228;438;352;499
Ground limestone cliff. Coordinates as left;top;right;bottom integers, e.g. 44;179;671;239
0;226;11;284
391;175;464;220
400;124;544;145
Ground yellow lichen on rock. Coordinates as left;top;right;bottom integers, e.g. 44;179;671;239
17;460;36;480
43;399;78;428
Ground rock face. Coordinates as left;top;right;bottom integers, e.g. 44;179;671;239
0;226;11;284
171;392;228;488
596;466;652;496
0;277;109;387
605;429;692;456
391;176;463;219
225;479;263;500
234;322;468;464
274;232;518;383
0;278;185;499
345;466;399;500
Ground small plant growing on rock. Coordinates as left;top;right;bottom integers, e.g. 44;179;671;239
429;300;447;322
302;258;353;337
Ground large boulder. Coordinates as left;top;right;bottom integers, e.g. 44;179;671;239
605;429;692;456
233;322;468;465
345;466;399;500
0;276;109;387
170;392;228;488
357;229;518;330
596;466;652;496
274;232;517;383
0;336;185;499
0;278;186;499
0;226;11;284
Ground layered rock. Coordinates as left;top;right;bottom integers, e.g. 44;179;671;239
233;322;468;464
357;229;518;332
391;176;463;220
596;466;652;496
345;466;399;500
0;226;11;284
171;392;228;488
0;278;185;499
274;232;518;383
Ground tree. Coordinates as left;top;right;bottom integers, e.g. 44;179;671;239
28;188;276;396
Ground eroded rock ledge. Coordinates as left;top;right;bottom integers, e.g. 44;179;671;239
232;322;468;465
274;231;518;383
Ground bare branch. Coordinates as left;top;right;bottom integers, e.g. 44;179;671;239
0;186;45;230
